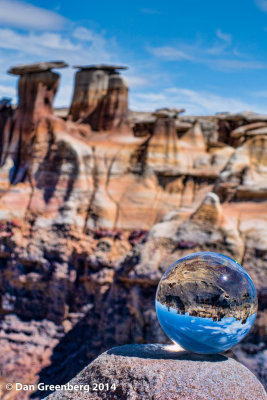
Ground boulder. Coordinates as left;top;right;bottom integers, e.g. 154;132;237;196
44;344;267;400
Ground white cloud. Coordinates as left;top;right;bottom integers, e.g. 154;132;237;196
147;31;265;72
216;29;232;45
207;29;232;55
0;0;66;30
126;76;150;87
147;42;265;71
0;29;79;55
211;59;266;71
0;26;119;107
130;87;266;115
147;46;192;61
133;93;166;102
72;27;106;46
255;0;267;11
0;27;115;68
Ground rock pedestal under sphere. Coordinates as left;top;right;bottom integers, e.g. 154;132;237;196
44;344;266;400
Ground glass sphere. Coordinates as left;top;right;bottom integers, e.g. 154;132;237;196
155;252;257;354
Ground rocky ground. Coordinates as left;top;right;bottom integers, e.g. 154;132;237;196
0;61;266;399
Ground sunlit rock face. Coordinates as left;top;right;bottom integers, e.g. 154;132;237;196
156;252;257;354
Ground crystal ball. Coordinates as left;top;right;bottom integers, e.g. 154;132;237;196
155;252;257;354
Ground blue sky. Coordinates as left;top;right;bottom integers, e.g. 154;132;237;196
1;0;267;114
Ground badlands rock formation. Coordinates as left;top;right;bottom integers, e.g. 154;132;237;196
44;344;267;400
0;61;266;399
1;61;67;185
69;65;129;131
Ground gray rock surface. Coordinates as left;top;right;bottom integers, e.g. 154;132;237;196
44;344;266;400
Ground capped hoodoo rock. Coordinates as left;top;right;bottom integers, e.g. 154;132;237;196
1;61;68;183
8;61;68;119
69;65;129;131
8;61;68;76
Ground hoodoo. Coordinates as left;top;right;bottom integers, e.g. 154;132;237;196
2;61;67;183
69;65;129;131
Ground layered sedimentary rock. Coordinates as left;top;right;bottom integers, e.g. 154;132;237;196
44;345;267;400
69;65;129;131
1;61;67;185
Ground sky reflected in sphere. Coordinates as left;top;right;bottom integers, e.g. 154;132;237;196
155;252;257;354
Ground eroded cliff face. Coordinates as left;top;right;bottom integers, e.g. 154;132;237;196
0;62;266;399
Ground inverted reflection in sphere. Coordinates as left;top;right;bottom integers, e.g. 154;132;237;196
155;252;257;354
